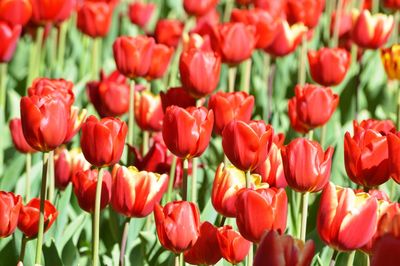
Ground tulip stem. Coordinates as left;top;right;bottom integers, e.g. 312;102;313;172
0;63;7;176
329;249;339;266
372;0;379;14
300;192;309;242
92;167;105;266
191;157;198;203
47;150;55;202
128;79;136;163
241;59;252;93
228;67;237;93
166;156;177;203
223;0;234;22
246;171;252;188
246;244;253;266
92;38;101;79
298;35;308;86
331;0;344;47
57;21;68;74
347;251;355;266
142;131;149;155
182;159;188;201
35;152;49;265
29;27;45;86
219;215;226;227
396;83;400;130
119;219;130;266
25;153;31;202
320;126;327;148
263;54;271;122
19;236;28;262
308;130;314;141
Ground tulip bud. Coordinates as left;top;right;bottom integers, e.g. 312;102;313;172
160;87;196;112
72;169;112;213
286;0;325;29
0;191;22;238
134;91;164;132
0;22;21;63
154;201;200;253
128;2;155;28
381;44;400;80
147;44;174;80
9;118;37;154
80;116;127;167
77;1;114;38
155;19;184;48
0;0;32;27
28;78;75;109
317;182;378;251
18;198;58;238
216;225;251;264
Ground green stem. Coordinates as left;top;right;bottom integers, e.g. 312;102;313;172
57;22;68;74
28;27;44;87
329;249;339;266
92;167;105;266
166;156;177;203
47;150;55;202
320;126;327;148
35;152;49;265
241;59;252;93
298;35;308;85
219;215;226;227
191;157;198;203
92;38;100;79
142;131;149;155
372;0;379;14
246;171;252;188
25;153;31;202
182;159;188;201
19;236;28;262
228;67;237;93
79;36;90;79
393;11;399;44
50;27;58;76
347;251;355;266
263;54;271;121
396;83;400;130
308;130;314;141
331;0;344;47
119;219;130;266
0;63;7;176
223;0;234;22
128;79;136;150
300;192;309;242
246;244;253;266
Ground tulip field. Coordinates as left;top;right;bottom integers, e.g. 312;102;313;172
1;0;400;265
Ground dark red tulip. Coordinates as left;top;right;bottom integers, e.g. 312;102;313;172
77;1;114;38
184;221;222;265
17;198;58;238
317;182;378;251
183;0;218;17
179;47;221;98
308;48;351;86
0;0;32;26
344;120;391;188
236;187;288;243
208;91;254;135
288;84;339;133
216;225;251;264
9;118;36;154
113;35;155;78
162;106;214;159
384;0;400;9
286;0;325;29
20;95;69;152
222;120;274;172
135;91;164;132
388;132;400;184
128;2;155;28
111;165;168;218
154;19;184;48
30;0;74;24
371;235;400;266
160;87;196;112
72;169;112;213
154;201;200;253
28;78;75;109
0;22;21;63
80;115;127;167
147;43;173;80
0;191;22;238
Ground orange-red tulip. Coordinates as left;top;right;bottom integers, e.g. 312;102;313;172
147;44;174;80
183;0;218;17
9;118;36;154
134;91;164;132
388;132;400;184
216;225;251;264
30;0;74;24
28;78;75;109
128;2;155;28
0;22;21;63
154;19;184;48
0;191;22;238
286;0;325;29
0;0;32;27
77;1;114;38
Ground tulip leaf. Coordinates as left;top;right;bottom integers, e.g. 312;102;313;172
43;239;63;266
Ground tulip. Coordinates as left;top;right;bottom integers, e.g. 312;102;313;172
216;225;251;264
147;44;174;80
134;91;164;132
235;187;288;243
30;0;74;24
162;106;214;159
222;120;274;172
128;2;155;28
352;10;394;49
17;198;58;238
388;132;400;184
254;231;315;266
154;201;200;253
288;85;339;133
87;70;130;117
28;78;75;109
0;0;32;27
77;1;114;38
0;22;21;63
20;95;69;152
344;120;391;187
381;44;400;80
208;91;254;135
371;235;400;266
231;8;278;49
80;115;127;167
330;11;353;39
111;165;168;217
154;19;184;48
184;222;222;265
9;118;36;154
254;0;286;19
160;87;196;112
64;106;87;144
308;48;351;86
72;169;112;213
317;182;378;251
286;0;325;29
183;0;218;17
384;0;400;9
358;119;395;135
265;21;308;57
113;35;155;78
0;191;22;238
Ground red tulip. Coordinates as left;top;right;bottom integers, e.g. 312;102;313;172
357;119;395;135
28;78;75;109
64;106;87;144
344;120;391;188
286;0;325;29
72;169;112;213
216;225;251;264
254;0;286;19
0;22;21;63
352;10;394;49
135;91;164;132
17;198;58;238
154;19;184;48
330;11;353;39
160;87;196;112
147;44;174;80
388;132;400;184
371;235;400;266
179;47;221;98
0;0;32;26
162;106;214;159
0;191;22;238
154;201;200;253
20;95;69;152
77;1;114;38
254;231;315;266
288;84;339;133
384;0;400;9
222;120;274;172
208;91;254;135
128;2;155;28
87;70;130;117
264;21;307;57
113;35;155;78
317;182;378;251
183;0;218;17
236;187;288;243
111;165;168;218
9;118;36;154
30;0;74;24
80;115;127;167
